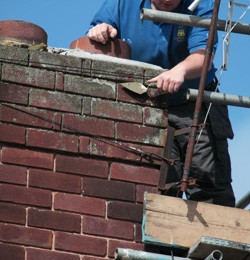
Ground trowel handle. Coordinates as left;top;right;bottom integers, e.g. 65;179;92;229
147;83;167;98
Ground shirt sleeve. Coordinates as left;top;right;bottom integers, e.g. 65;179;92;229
86;0;120;34
187;0;218;54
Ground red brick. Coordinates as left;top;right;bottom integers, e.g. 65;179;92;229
29;169;81;193
0;82;29;105
29;51;82;75
0;184;51;208
108;240;144;258
82;256;104;260
0;45;28;66
29;89;82;113
0;104;61;130
63;114;114;138
108;201;143;222
82;177;135;202
2;63;55;89
141;144;164;165
2;147;54;169
89;138;141;162
64;75;115;99
0;243;25;260
79;136;90;154
0;202;26;224
91;60;141;82
27;129;78;153
0;123;26;144
0;164;27;185
28;208;81;232
136;185;159;203
143;107;168;127
27;248;80;260
54;193;106;217
56;154;108;178
135;224;143;243
55;231;107;256
55;72;64;91
82;216;134;240
116;122;166;146
82;97;92;115
0;223;52;248
110;163;160;186
92;99;142;123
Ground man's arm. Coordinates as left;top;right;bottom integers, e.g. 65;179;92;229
148;49;214;93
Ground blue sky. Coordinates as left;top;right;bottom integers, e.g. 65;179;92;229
1;0;250;208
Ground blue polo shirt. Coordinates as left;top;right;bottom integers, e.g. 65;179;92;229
88;0;218;104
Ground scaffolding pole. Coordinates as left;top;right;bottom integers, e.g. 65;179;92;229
115;248;223;260
186;89;250;108
141;8;250;35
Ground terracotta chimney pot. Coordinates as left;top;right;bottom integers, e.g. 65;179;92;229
70;36;131;59
0;20;47;47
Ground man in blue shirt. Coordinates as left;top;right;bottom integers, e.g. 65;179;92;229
87;0;235;207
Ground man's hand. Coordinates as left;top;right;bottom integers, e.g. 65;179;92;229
88;23;118;44
148;68;185;94
148;50;208;93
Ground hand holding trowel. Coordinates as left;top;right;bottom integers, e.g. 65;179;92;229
120;82;167;98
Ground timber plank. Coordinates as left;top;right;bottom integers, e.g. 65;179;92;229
143;193;250;249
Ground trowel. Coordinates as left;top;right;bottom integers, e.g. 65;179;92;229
120;82;167;98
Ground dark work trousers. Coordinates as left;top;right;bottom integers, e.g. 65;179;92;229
165;101;236;207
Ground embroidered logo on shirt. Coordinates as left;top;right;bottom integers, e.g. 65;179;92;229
175;26;186;42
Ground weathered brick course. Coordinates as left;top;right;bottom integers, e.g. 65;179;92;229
0;82;29;104
2;63;55;89
29;89;82;113
63;113;114;138
0;104;61;130
110;163;160;186
27;129;79;153
116;122;166;146
64;75;116;99
29;50;83;75
0;45;28;66
56;154;109;178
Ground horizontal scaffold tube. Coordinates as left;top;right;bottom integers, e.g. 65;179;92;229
141;8;250;35
115;248;192;260
187;89;250;108
115;248;223;260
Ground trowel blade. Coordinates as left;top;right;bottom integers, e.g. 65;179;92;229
121;82;148;95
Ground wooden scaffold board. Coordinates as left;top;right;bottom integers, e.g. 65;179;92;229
142;193;250;258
